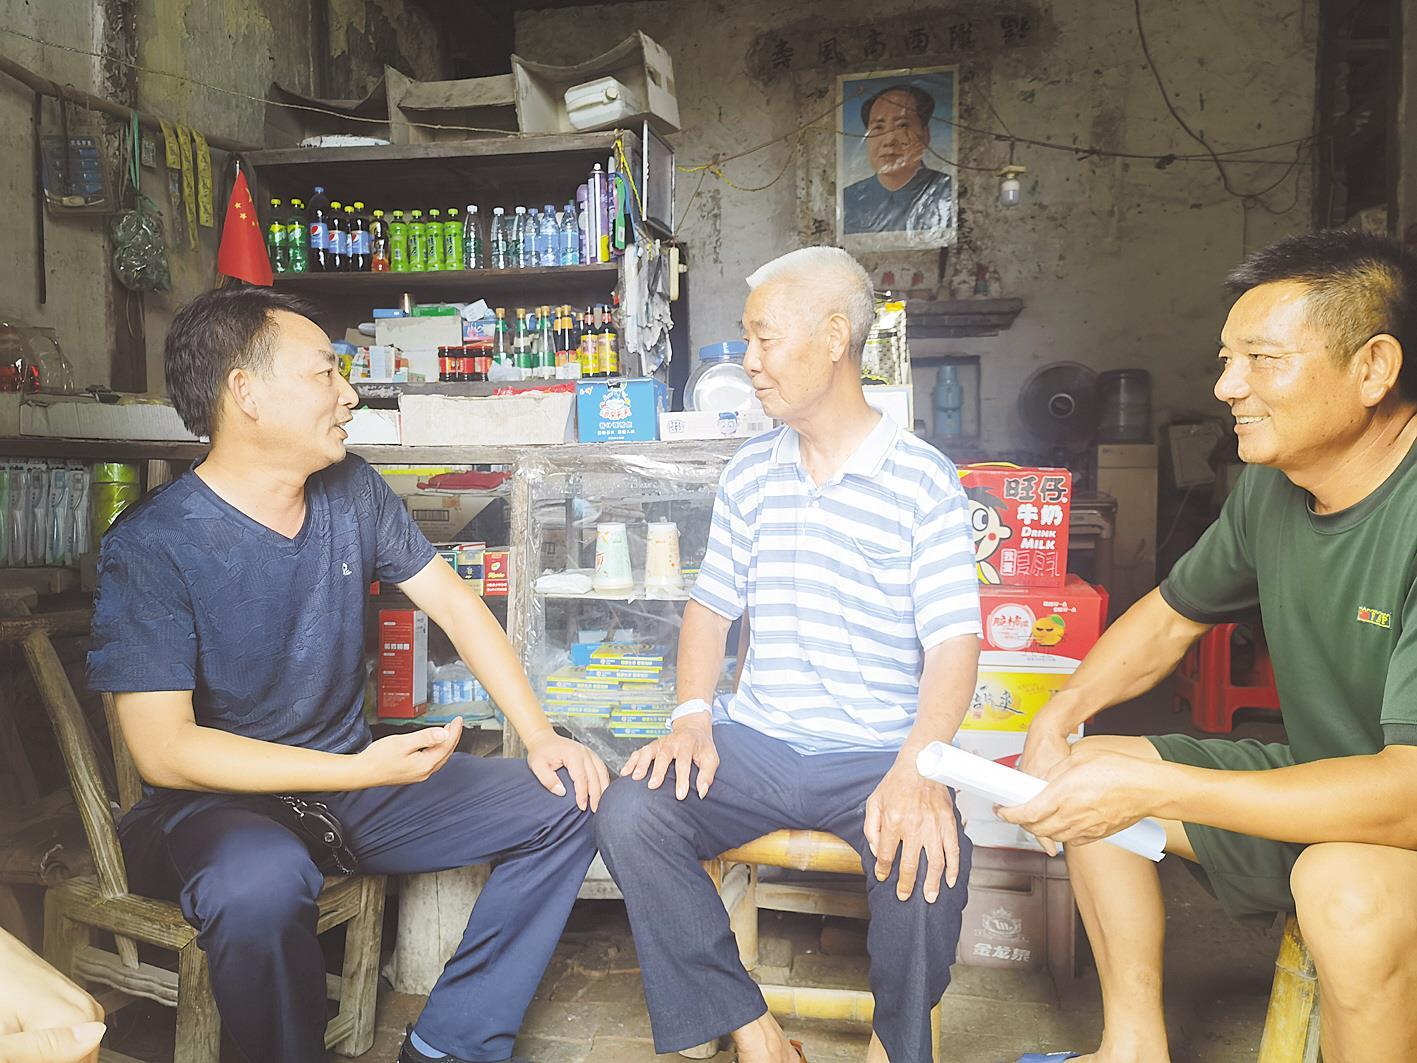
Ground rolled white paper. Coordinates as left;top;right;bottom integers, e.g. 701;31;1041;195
916;741;1167;862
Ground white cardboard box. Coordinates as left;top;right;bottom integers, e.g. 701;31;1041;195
399;391;576;446
658;410;773;441
512;32;680;134
20;396;201;441
344;407;401;445
864;384;914;430
375;316;463;352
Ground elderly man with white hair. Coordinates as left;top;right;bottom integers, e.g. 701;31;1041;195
595;247;982;1063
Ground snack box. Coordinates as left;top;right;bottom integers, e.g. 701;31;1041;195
961;651;1078;733
977;576;1107;659
958;463;1072;587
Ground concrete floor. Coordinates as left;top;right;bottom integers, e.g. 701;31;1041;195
104;682;1291;1061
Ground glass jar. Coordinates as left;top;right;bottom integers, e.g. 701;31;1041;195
685;341;761;413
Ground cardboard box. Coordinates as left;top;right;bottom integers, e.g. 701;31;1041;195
377;609;428;718
512;32;680;134
961;651;1076;733
375;315;463;352
864;384;914;430
958;464;1072;587
977;576;1107;659
19;396;201;442
343;407;401;445
399;391;576;446
658;409;773;441
484;549;510;596
957;846;1076;984
577;379;667;443
404;492;498;542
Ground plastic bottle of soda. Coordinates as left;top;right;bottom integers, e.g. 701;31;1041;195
389;210;408;272
425;209;445;271
407;210;426;271
490;207;510;269
307;185;332;271
440;207;462;271
536;305;556;379
492;307;511;364
463;205;485;269
327;200;348;271
349;202;370;271
513;308;533;372
267;198;289;273
369;209;390;272
285;199;309;273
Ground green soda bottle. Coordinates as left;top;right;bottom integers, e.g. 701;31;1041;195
389;210;408;272
443;207;463;272
266;198;289;273
425;209;445;271
408;210;426;271
285;198;308;273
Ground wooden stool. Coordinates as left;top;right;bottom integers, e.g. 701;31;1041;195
684;829;944;1060
1258;916;1320;1062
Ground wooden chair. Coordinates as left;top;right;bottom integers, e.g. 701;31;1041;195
686;829;946;1060
15;618;386;1063
1257;916;1320;1062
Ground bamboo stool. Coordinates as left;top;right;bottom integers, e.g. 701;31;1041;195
1257;916;1320;1062
14;610;386;1063
684;829;945;1060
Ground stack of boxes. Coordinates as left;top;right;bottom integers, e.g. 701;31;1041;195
952;464;1108;981
541;642;674;736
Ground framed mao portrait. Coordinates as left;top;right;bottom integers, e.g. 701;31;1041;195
837;66;958;251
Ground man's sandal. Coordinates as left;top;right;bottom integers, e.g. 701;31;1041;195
1015;1054;1081;1062
789;1040;809;1062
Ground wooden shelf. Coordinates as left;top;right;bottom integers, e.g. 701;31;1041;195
247;132;621;170
274;262;618;300
907;297;1025;340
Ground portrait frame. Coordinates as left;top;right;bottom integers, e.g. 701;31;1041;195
836;65;958;252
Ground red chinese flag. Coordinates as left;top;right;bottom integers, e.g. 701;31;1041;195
217;166;273;286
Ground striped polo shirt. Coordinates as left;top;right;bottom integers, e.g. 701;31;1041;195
691;414;981;754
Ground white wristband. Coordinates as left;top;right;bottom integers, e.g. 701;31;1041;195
669;698;712;724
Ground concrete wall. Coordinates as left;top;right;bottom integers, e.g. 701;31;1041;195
0;0;446;393
516;0;1317;451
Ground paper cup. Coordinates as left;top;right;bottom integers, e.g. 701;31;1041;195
592;522;633;592
644;521;683;590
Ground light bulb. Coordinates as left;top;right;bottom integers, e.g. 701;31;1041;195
998;165;1026;207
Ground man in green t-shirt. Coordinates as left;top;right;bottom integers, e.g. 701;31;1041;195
1000;230;1417;1063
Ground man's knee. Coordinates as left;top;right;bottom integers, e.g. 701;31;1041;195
1292;844;1417;985
185;852;322;941
1072;734;1161;760
594;775;686;854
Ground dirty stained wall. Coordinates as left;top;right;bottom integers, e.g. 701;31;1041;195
516;0;1317;451
0;0;446;392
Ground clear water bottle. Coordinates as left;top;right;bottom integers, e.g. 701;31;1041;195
559;201;580;265
463;204;485;269
489;207;510;270
510;207;528;269
521;207;539;269
538;204;559;267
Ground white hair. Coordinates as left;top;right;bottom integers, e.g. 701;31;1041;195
746;246;876;360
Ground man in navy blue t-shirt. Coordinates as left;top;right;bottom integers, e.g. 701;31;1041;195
88;288;607;1063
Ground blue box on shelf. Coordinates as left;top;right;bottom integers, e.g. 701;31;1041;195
576;378;669;443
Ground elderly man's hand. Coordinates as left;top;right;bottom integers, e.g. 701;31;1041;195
864;753;962;903
0;926;106;1063
995;746;1155;845
620;712;719;800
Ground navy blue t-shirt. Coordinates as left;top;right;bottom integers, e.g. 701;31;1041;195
87;456;436;763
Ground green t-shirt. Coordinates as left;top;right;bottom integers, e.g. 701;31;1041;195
1161;441;1417;762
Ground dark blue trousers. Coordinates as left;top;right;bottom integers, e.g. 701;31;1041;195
119;753;595;1063
594;722;971;1063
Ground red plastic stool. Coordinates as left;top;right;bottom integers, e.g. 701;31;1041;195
1174;622;1281;733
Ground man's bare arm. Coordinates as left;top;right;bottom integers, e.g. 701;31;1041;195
116;691;459;793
